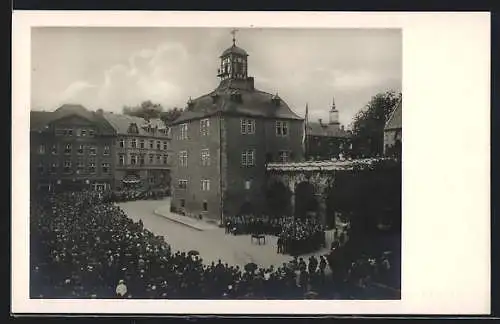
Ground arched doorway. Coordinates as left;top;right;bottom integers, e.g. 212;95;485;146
294;181;318;219
266;180;291;217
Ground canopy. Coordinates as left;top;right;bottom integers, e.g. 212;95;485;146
122;174;141;184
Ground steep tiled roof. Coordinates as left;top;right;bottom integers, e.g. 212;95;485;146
385;99;402;131
30;111;53;131
171;80;303;125
307;122;351;138
30;104;115;134
221;45;248;57
102;113;166;136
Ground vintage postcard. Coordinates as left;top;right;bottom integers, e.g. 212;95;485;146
11;11;490;315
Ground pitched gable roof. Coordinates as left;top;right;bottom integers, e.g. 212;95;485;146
307;122;351;138
102;113;167;136
30;111;53;131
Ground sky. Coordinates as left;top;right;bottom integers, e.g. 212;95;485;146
31;27;401;127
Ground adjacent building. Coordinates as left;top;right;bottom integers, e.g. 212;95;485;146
305;98;352;160
101;112;172;191
170;38;304;222
383;99;402;157
30;104;116;192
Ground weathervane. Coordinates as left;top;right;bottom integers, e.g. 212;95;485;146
230;29;239;46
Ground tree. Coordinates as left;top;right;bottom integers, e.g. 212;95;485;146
160;107;184;125
123;100;163;121
351;90;401;157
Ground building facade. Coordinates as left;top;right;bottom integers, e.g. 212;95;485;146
170;39;304;222
30;104;116;192
305;98;352;160
383;99;402;157
102;112;172;191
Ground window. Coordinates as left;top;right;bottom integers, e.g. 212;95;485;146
149;140;154;149
140;139;145;149
119;154;125;166
51;144;58;155
38;144;46;154
240;119;255;134
180;123;188;140
50;162;58;174
37;162;44;173
67;129;74;136
201;149;210;166
179;151;188;167
202;201;208;212
119;139;125;148
80;129;87;137
64;144;72;155
163;141;168;150
200;119;210;136
63;160;72;174
77;145;84;155
276;121;289;136
180;199;186;208
89;129;95;137
201;179;210;191
178;180;188;190
156;141;161;150
88;159;96;174
279;150;290;163
102;163;110;174
241;149;255;167
156;154;161;164
244;180;252;190
76;160;85;174
130;154;137;165
149;154;154;164
103;145;110;155
163;154;168;165
89;145;97;155
131;138;137;148
139;155;145;166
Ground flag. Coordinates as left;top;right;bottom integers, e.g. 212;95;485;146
302;103;309;157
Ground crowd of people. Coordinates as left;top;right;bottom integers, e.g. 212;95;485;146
110;188;169;202
30;191;399;300
224;215;326;255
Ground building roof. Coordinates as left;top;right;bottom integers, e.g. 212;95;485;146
221;44;248;57
30;104;115;134
307;122;351;138
385;99;402;131
102;112;167;136
171;79;303;125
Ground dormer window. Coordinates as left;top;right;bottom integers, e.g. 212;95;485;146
128;123;139;134
271;93;281;106
230;90;242;103
211;93;219;104
187;97;194;110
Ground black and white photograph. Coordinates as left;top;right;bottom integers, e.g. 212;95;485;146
12;11;490;315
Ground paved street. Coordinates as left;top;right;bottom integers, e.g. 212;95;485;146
118;198;334;269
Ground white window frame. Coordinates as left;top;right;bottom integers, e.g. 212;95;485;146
163;141;168;150
140;139;145;149
64;143;72;155
178;179;188;190
88;159;96;174
63;160;72;173
130;154;137;165
77;144;84;155
240;119;255;135
38;144;46;154
103;145;110;155
89;145;97;156
102;162;110;174
180;123;189;140
51;144;58;155
163;154;168;165
200;118;210;136
241;149;255;167
201;179;210;191
200;149;210;166
276;121;289;137
131;138;137;148
279;150;290;163
179;151;188;167
149;153;154;164
244;180;252;190
119;154;125;166
119;139;125;148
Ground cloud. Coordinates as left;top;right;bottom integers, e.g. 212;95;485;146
54;42;202;112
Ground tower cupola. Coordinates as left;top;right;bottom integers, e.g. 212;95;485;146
217;29;249;81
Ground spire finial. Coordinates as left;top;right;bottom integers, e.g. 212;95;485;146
230;28;238;46
331;96;336;110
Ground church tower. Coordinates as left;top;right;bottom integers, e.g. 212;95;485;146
217;29;249;81
329;96;340;126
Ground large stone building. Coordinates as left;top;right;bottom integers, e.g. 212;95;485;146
102;112;172;191
170;38;304;222
305;98;352;160
383;99;402;157
30;104;116;192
